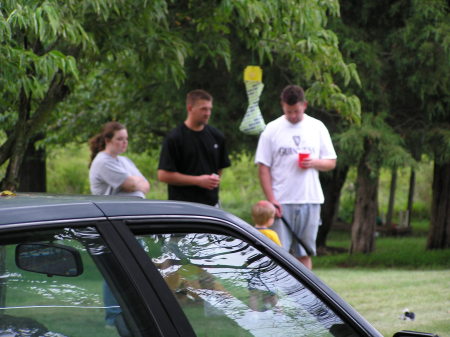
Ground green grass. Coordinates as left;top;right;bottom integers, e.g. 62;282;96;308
314;269;450;337
313;221;450;337
314;221;450;270
46;144;91;194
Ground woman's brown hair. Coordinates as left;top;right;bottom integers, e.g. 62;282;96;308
88;121;125;166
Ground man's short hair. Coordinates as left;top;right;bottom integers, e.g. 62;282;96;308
252;200;276;226
280;85;305;105
186;89;213;106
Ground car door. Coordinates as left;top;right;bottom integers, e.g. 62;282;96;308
0;219;188;337
109;216;383;337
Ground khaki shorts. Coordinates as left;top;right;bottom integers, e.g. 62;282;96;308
271;204;321;257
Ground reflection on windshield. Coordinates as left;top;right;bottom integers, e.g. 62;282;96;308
140;233;358;337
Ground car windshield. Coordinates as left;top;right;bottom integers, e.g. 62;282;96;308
137;232;359;337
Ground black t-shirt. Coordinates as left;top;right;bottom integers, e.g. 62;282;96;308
158;123;231;206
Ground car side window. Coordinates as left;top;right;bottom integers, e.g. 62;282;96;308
0;226;132;337
136;232;358;337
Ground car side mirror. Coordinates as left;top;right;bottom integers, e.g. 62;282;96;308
393;331;440;337
16;243;83;277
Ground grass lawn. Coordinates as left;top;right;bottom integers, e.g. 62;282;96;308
315;269;450;337
313;222;450;337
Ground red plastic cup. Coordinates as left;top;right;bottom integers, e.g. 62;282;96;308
298;153;310;168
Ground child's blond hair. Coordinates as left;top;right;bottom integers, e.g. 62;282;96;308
251;200;276;226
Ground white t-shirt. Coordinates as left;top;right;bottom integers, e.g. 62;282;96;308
255;114;336;204
89;151;146;198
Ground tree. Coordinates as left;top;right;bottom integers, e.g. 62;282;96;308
314;108;350;251
426;128;450;249
385;167;397;227
333;0;450;253
0;0;197;190
1;0;362;192
387;0;450;249
327;1;414;253
337;113;412;253
0;1;120;189
53;0;363;148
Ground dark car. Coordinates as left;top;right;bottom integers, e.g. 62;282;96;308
0;194;438;337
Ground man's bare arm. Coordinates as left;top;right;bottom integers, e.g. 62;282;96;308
158;169;220;190
301;158;336;171
258;164;282;217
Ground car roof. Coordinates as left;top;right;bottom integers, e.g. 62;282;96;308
0;193;245;226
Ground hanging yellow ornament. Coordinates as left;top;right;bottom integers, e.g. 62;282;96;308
239;66;266;135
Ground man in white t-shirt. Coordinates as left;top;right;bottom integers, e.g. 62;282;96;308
255;85;337;269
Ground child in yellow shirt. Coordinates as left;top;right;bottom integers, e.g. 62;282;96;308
251;200;282;246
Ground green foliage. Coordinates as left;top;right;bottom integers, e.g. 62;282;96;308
315;227;450;269
338;161;433;224
2;0;366;191
46;144;90;194
331;0;450;252
220;152;264;223
337;168;356;223
377;162;433;221
307;75;361;123
44;0;362;152
427;127;450;164
390;0;450;107
0;0;93;104
126;150;168;200
336;113;416;171
387;0;450;160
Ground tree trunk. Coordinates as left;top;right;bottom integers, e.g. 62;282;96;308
0;72;68;191
1;140;28;191
350;141;379;254
385;167;397;227
406;167;415;227
427;160;450;249
18;135;47;192
0;90;31;191
317;164;349;249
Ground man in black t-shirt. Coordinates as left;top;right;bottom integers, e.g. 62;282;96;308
158;90;231;206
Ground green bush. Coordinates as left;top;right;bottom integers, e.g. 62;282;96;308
220;152;264;223
377;162;432;222
336;167;356;223
47;144;90;194
314;220;450;269
126;150;167;200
